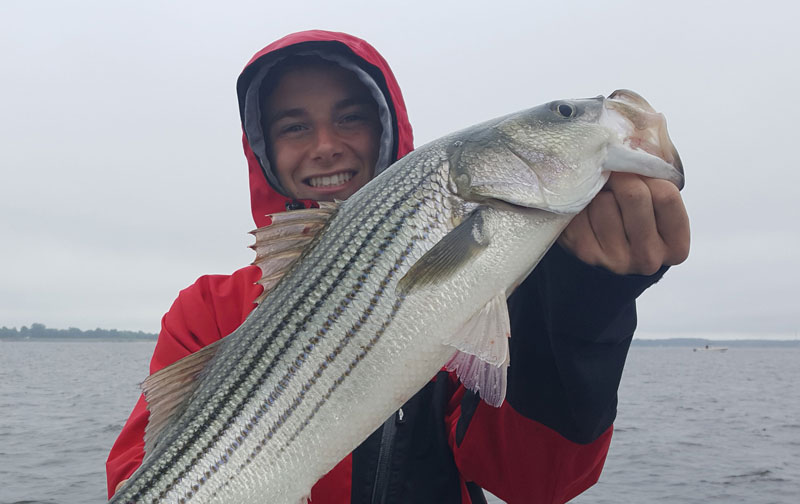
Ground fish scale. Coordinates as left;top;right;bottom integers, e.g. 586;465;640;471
110;90;683;503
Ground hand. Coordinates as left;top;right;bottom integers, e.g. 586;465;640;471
557;172;690;275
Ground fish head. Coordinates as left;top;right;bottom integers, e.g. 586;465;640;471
448;90;683;213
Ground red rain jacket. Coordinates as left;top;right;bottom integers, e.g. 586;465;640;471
107;30;661;503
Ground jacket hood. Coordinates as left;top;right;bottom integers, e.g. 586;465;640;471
236;30;414;228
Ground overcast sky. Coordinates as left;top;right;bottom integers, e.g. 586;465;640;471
1;0;797;338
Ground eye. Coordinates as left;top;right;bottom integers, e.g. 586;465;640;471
554;102;577;118
274;122;310;137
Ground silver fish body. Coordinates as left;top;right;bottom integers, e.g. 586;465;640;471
110;90;682;503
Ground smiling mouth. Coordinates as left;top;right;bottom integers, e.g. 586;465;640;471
306;171;355;188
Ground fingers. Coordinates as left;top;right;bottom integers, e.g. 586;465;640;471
558;208;603;265
646;178;691;265
605;173;664;275
586;190;627;270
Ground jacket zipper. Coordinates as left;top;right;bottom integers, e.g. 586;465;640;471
370;408;404;504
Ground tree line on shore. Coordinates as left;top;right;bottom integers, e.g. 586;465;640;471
0;323;157;340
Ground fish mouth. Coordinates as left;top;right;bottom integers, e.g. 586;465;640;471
605;89;684;189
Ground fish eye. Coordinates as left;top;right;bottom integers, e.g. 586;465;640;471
554;102;577;118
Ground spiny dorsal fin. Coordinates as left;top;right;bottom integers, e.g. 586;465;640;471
250;203;338;304
443;293;510;407
141;339;224;458
397;208;489;295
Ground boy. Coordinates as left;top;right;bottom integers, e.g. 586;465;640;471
108;30;688;503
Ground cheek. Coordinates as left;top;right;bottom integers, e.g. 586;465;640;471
270;141;301;183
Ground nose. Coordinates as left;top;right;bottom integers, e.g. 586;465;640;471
311;124;343;163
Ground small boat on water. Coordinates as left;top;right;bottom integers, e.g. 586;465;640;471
693;344;728;352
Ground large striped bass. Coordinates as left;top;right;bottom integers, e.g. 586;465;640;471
110;90;683;503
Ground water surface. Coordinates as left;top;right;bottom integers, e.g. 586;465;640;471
1;342;797;503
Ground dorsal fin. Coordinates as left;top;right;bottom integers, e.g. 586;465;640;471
250;203;338;304
141;339;224;458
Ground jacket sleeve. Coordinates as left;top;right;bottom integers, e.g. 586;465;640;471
105;266;263;498
448;244;667;504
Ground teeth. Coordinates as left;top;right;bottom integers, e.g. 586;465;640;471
308;172;354;188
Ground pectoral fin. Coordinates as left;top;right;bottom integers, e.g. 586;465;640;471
443;293;510;407
397;209;489;295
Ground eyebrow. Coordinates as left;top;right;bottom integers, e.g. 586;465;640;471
267;108;305;125
266;96;374;126
333;96;374;110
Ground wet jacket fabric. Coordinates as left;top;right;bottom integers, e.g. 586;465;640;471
106;30;665;503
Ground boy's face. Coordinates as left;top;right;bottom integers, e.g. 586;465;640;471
264;64;382;201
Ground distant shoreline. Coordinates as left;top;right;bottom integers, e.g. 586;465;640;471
631;338;800;348
2;324;797;347
0;323;157;341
